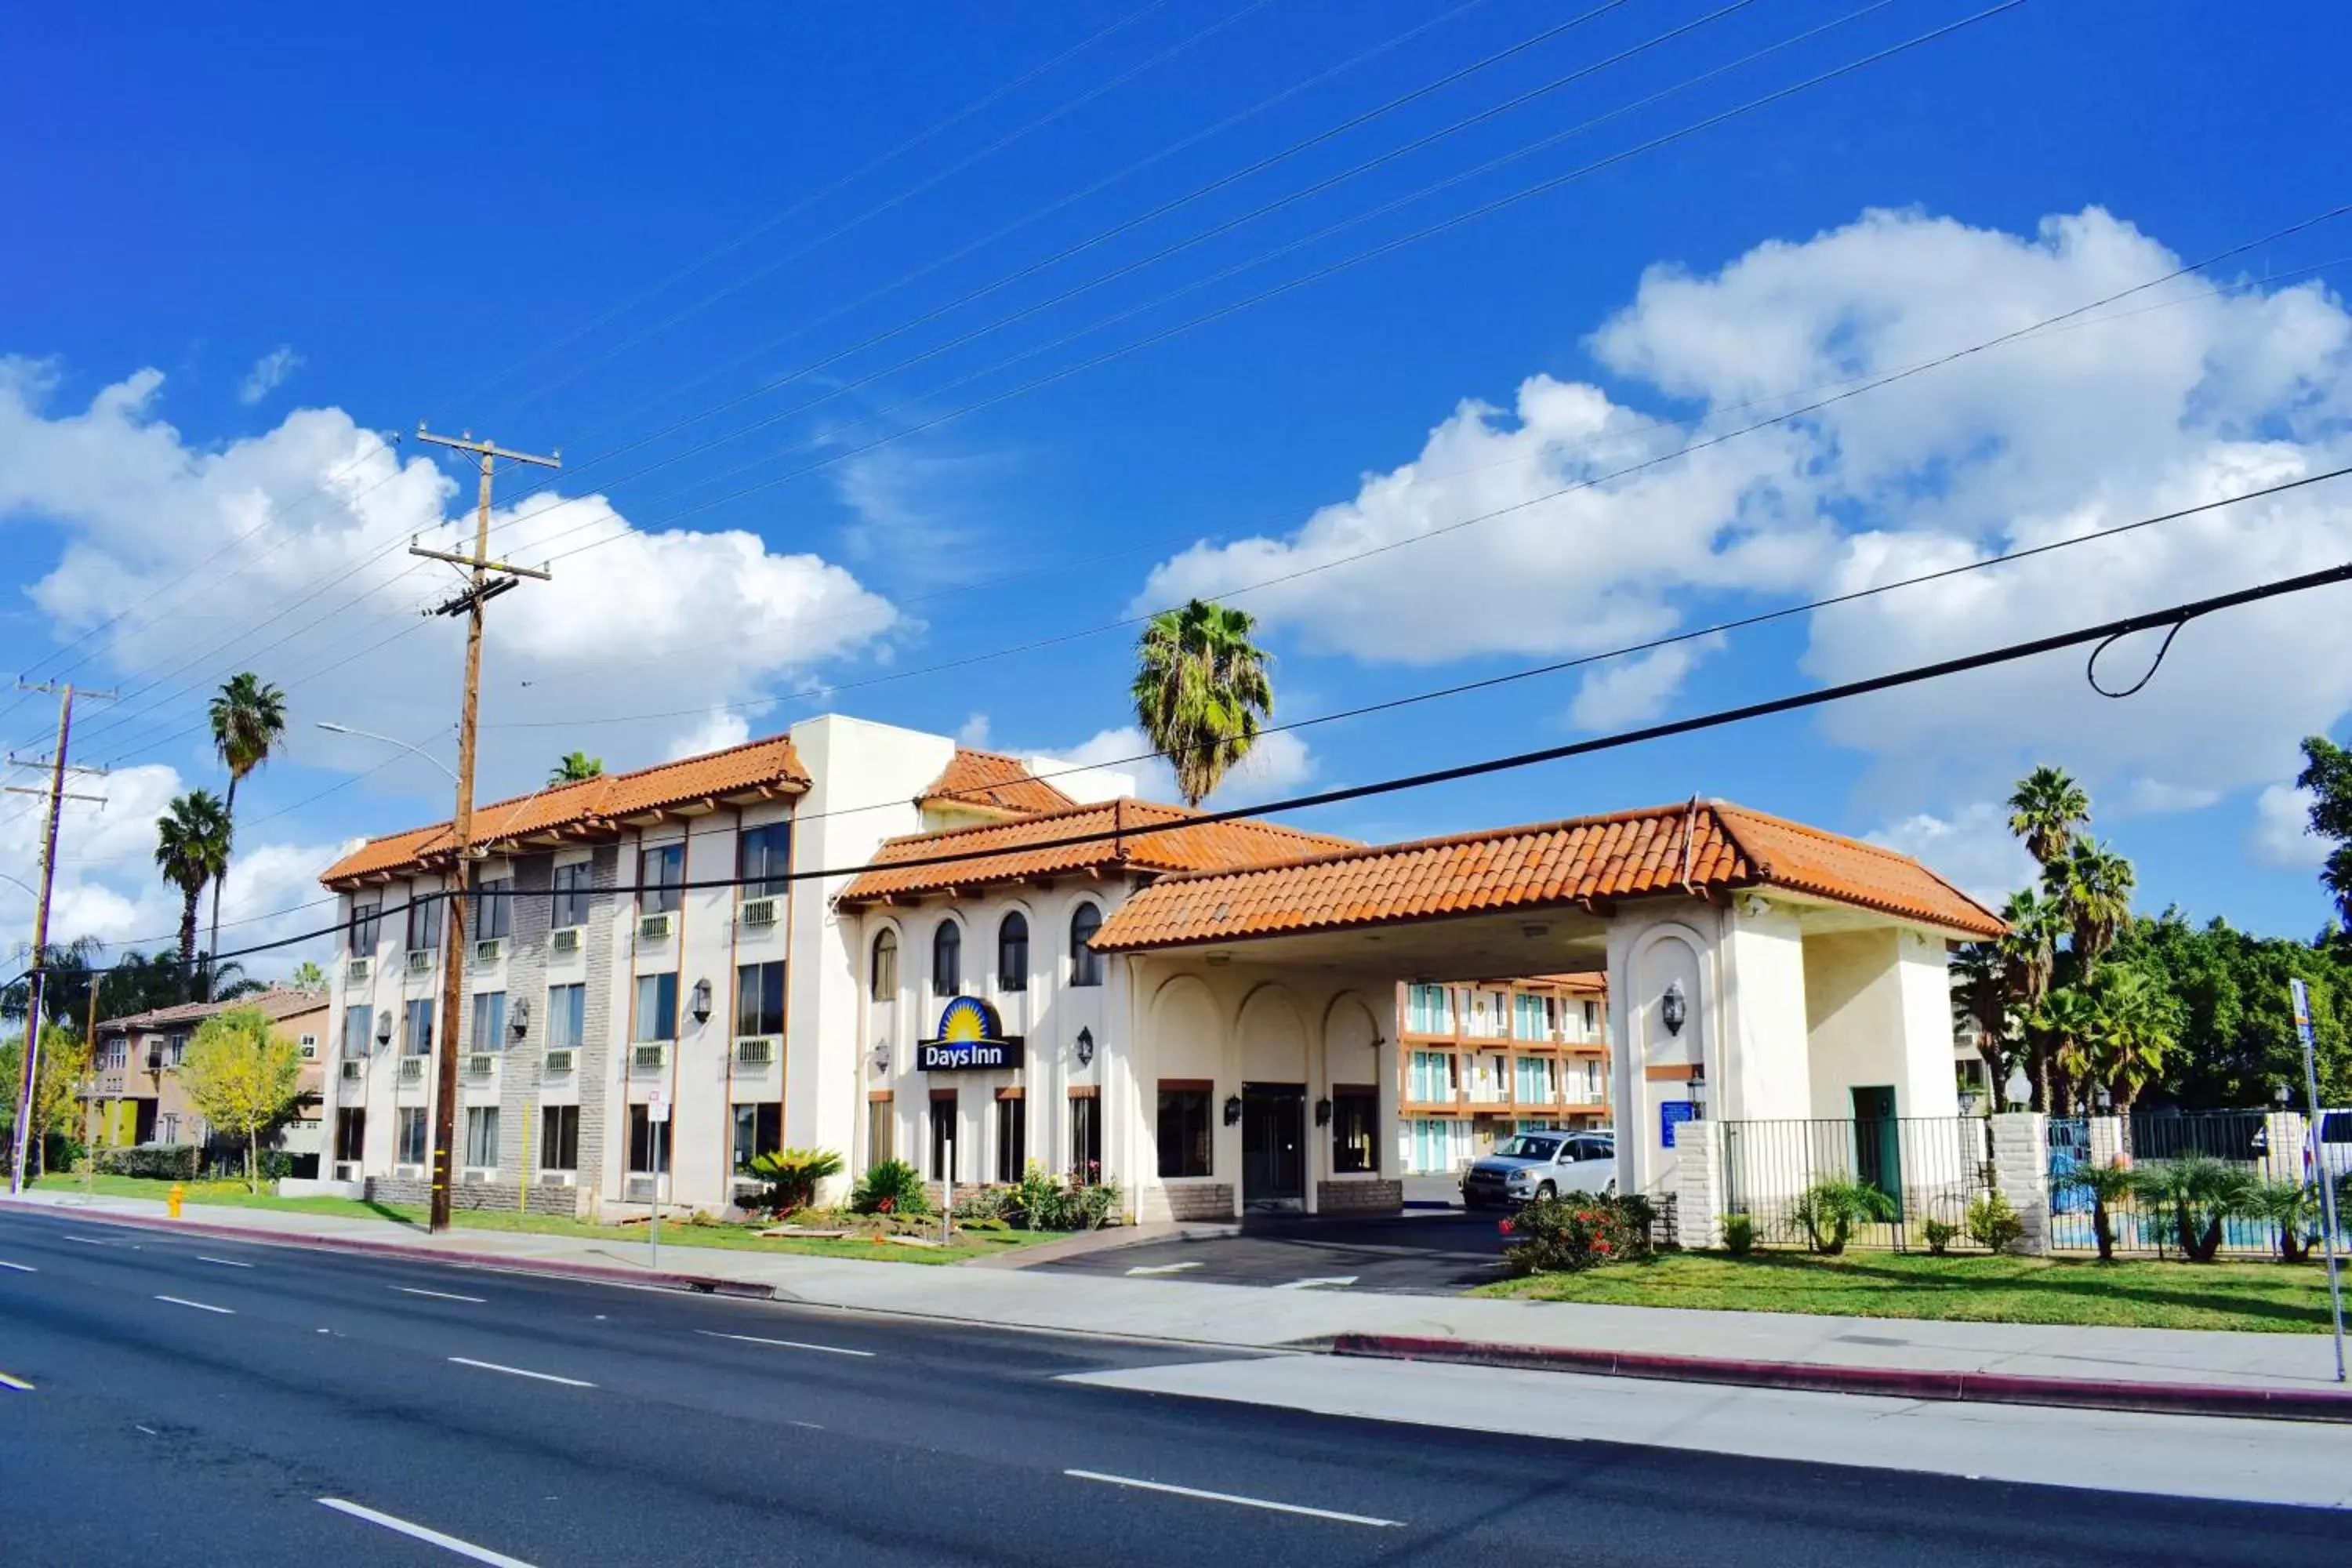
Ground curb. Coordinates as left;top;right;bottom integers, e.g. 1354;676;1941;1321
0;1199;779;1301
1329;1333;2352;1424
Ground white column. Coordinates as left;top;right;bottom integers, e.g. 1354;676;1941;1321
2263;1109;2308;1187
1673;1118;1722;1250
1991;1112;2049;1256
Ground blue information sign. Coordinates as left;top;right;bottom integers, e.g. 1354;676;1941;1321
1660;1100;1697;1149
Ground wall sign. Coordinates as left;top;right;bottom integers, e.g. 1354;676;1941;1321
1659;1099;1696;1149
919;996;1025;1073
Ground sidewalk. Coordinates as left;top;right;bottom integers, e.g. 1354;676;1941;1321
8;1189;2348;1418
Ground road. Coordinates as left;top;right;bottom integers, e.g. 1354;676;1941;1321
1041;1209;1511;1294
2;1207;2346;1566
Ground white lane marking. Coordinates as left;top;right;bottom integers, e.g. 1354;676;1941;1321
694;1329;873;1359
154;1294;234;1315
136;1425;158;1435
0;1258;36;1272
789;1420;825;1430
397;1286;488;1304
1274;1276;1359;1290
317;1499;540;1567
1064;1469;1403;1527
448;1356;595;1388
0;1370;34;1392
64;1235;113;1246
1125;1261;1201;1276
196;1255;254;1269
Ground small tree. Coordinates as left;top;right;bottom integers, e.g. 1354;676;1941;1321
181;1007;303;1192
0;1028;85;1179
2129;1156;2258;1264
289;960;327;990
2243;1181;2320;1263
1791;1175;1896;1255
743;1148;844;1214
2061;1160;2137;1261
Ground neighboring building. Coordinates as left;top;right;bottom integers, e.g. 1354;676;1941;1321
88;989;328;1173
1395;975;1610;1174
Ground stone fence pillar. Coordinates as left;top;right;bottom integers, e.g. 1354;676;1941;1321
1990;1112;2049;1256
1673;1118;1722;1250
2263;1109;2309;1186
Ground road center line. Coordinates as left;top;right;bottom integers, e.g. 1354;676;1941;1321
64;1235;113;1246
398;1286;488;1304
318;1499;540;1567
448;1356;595;1388
154;1294;234;1315
1064;1469;1403;1527
694;1329;873;1358
196;1255;254;1269
0;1258;36;1272
0;1370;34;1391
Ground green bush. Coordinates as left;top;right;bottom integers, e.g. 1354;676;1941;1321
96;1144;200;1181
2060;1160;2136;1261
1721;1212;1756;1257
952;1185;1008;1222
1502;1194;1655;1276
257;1149;294;1181
2241;1180;2318;1264
1920;1215;1959;1256
743;1147;845;1214
1965;1189;2024;1254
851;1157;931;1218
1792;1176;1896;1256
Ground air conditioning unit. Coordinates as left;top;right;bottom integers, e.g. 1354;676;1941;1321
638;911;674;942
394;1164;426;1180
405;949;434;975
543;1048;576;1076
299;1036;319;1060
474;937;504;965
623;1175;657;1202
466;1053;495;1078
397;1058;425;1083
345;957;372;985
739;897;778;930
540;1170;577;1188
550;927;583;955
735;1036;776;1067
332;1161;361;1182
462;1168;492;1185
339;1060;363;1083
631;1043;669;1072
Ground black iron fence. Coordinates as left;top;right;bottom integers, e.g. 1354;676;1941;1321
2047;1109;2307;1260
1720;1116;1994;1252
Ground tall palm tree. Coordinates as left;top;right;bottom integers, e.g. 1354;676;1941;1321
550;752;605;784
206;672;287;964
2006;765;2090;868
2046;838;2136;975
1950;942;2009;1099
1131;598;1275;808
1998;888;2060;1108
154;791;232;997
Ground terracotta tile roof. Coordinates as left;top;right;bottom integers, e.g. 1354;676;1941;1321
321;734;811;886
835;798;1359;905
916;748;1080;817
100;988;328;1034
1092;800;2004;952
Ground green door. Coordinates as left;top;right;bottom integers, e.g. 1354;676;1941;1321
1850;1086;1900;1217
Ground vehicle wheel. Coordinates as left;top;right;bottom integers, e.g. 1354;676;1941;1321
1535;1181;1556;1201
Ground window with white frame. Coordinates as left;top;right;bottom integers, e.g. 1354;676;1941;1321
402;999;434;1056
470;991;507;1052
471;877;513;942
736;961;785;1037
550;862;591;930
634;972;678;1041
397;1108;428;1167
464;1106;500;1169
546;984;585;1051
640;843;683;916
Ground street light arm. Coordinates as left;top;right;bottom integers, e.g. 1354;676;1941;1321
316;722;460;786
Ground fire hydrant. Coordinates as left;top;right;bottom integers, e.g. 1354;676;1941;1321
166;1183;186;1220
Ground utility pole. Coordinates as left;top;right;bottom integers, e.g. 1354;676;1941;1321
6;682;111;1194
411;426;557;1233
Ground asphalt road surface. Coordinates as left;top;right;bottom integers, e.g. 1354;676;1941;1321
1043;1209;1514;1293
2;1206;2344;1566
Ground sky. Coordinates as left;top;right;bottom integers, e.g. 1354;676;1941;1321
3;0;2350;978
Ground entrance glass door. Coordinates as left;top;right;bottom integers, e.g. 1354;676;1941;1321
1241;1083;1305;1212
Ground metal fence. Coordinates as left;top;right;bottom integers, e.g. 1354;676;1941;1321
2047;1109;2301;1259
1720;1116;1994;1252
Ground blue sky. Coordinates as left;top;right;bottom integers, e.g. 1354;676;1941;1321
5;0;2351;968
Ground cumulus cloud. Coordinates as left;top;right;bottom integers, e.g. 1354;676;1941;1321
1020;721;1315;810
2252;783;2326;868
1865;802;2037;909
665;709;752;761
237;346;302;405
1569;635;1722;731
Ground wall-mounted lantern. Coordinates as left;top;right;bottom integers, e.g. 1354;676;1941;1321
510;997;532;1040
1660;978;1687;1037
374;1011;394;1048
1074;1027;1094;1068
1223;1094;1243;1127
689;978;713;1027
1314;1097;1333;1127
869;1041;890;1077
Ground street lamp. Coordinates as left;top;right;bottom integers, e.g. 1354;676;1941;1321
688;978;713;1028
2003;1065;2032;1109
316;722;460;785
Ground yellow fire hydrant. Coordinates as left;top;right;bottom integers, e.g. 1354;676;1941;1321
166;1183;186;1220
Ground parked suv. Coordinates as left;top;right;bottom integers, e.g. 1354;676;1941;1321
1461;1131;1616;1210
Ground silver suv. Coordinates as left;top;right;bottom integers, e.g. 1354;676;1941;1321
1461;1131;1617;1210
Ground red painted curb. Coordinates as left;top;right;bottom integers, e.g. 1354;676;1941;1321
1329;1333;2352;1422
0;1199;776;1301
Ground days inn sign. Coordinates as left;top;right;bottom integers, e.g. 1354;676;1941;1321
919;996;1024;1073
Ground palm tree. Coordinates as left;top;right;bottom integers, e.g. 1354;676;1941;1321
154;791;232;997
2089;963;2177;1117
1130;598;1275;808
2060;1160;2138;1261
550;752;604;784
2038;984;2099;1116
2006;765;2090;867
289;960;327;990
1998;888;2060;1108
2046;839;2136;975
206;672;287;965
1950;942;2009;1101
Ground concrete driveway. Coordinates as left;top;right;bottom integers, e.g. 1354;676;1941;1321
1038;1208;1515;1296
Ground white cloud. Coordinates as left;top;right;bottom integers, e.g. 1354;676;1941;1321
1025;722;1315;810
1865;802;2037;909
2252;783;2327;868
237;346;303;405
665;709;751;761
955;713;992;748
1569;635;1722;731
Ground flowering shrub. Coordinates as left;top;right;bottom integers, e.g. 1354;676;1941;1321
1502;1194;1656;1276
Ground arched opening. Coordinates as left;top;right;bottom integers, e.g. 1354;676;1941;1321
1069;902;1104;987
932;920;962;997
869;928;898;1002
997;911;1029;993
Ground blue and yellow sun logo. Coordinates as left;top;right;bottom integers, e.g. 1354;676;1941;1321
936;996;1002;1043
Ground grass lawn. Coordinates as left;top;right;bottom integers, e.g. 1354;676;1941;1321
29;1174;1067;1265
1474;1249;2343;1334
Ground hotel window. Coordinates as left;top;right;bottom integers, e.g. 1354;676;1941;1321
634;973;679;1042
739;822;791;900
159;1112;181;1145
1069;902;1104;987
736;961;786;1038
405;895;442;955
471;877;513;942
334;1108;365;1163
546;984;585;1051
993;1094;1026;1184
1407;1051;1454;1103
397;1108;428;1167
733;1102;782;1174
351;900;381;954
1515;1056;1553;1104
996;912;1029;993
870;929;898;1001
1156;1085;1212;1178
402;1000;434;1056
932;921;962;997
1515;994;1548;1040
640;844;684;916
1584;1000;1602;1038
464;1106;500;1170
343;1007;373;1059
470;991;507;1053
866;1098;895;1165
1069;1094;1101;1185
928;1094;957;1181
540;1105;580;1172
627;1105;671;1174
1330;1087;1377;1174
550;862;591;930
1406;985;1452;1035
